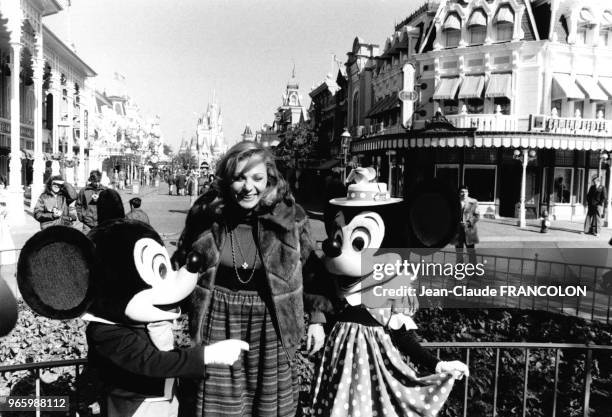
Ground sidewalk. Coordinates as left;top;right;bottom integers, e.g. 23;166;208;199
304;204;612;248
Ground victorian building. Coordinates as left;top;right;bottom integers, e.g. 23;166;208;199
0;0;97;224
346;0;612;222
256;70;308;148
89;73;165;185
308;67;348;165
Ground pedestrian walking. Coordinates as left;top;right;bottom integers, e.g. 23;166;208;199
167;172;175;195
453;184;480;265
176;171;186;196
584;176;607;236
172;141;328;416
33;175;78;230
76;170;106;233
125;197;150;224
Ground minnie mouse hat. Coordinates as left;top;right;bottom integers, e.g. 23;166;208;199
329;167;402;207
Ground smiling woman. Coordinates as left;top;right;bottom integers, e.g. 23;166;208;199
173;141;332;417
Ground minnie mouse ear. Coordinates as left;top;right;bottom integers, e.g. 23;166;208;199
403;179;459;254
17;226;97;319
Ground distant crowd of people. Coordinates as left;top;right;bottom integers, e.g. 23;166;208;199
165;169;216;197
33;169;151;231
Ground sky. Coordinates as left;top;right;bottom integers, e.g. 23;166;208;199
44;0;422;150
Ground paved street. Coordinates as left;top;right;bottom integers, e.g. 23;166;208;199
3;183;612;297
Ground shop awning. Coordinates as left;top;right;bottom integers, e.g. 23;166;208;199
458;75;485;99
552;73;585;100
351;134;612;153
598;77;612;97
433;77;461;100
576;75;609;101
20;149;34;160
365;93;400;118
43;152;53;161
494;6;514;24
468;9;487;27
442;14;461;31
485;73;512;98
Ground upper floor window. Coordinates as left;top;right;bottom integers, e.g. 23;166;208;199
600;11;612;46
443;13;462;48
600;30;610;46
352;92;359;126
494;6;514;42
577;8;595;45
468;9;487;45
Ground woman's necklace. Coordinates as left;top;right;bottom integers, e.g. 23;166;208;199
228;225;259;284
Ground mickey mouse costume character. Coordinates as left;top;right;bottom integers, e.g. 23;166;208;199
17;190;248;417
311;167;469;417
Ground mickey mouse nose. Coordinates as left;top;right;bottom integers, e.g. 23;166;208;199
322;239;341;258
185;251;204;273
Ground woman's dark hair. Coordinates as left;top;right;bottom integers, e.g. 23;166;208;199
215;141;290;208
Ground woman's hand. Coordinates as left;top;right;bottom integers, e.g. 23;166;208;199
435;360;470;380
306;323;325;356
204;339;249;365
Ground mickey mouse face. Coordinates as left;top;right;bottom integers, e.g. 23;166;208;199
323;211;386;277
125;238;197;322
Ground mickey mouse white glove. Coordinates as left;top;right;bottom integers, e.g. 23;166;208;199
435;360;470;380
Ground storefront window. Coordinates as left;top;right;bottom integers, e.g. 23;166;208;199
435;164;460;190
464;165;496;202
553;168;573;203
573;168;584;204
596;103;606;118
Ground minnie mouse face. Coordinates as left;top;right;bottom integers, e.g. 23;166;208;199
323;210;387;277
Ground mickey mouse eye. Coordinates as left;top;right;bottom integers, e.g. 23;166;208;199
350;227;371;252
152;254;168;280
158;263;168;279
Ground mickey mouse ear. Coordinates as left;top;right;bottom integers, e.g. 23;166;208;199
0;277;17;336
17;226;97;319
403;179;460;254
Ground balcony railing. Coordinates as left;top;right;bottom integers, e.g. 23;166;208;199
1;344;610;417
530;114;612;136
446;113;528;131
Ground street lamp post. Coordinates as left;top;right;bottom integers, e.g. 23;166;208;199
514;148;537;228
340;129;352;183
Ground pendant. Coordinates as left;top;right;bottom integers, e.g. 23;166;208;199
241;262;249;269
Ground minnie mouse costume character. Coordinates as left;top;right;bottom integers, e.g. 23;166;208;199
311;167;469;417
17;190;247;417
